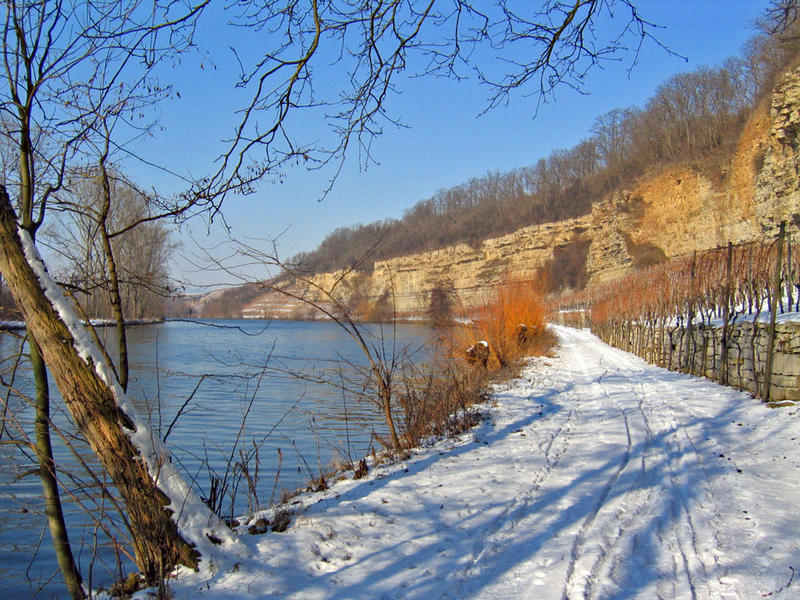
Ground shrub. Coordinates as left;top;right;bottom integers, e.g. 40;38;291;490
455;277;554;370
551;239;591;291
397;359;488;447
427;280;457;328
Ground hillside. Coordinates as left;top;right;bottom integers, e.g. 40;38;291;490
240;63;800;319
283;21;799;276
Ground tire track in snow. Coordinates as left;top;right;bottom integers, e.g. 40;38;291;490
454;350;598;598
542;403;577;467
367;328;741;599
557;336;659;600
587;355;668;599
561;403;633;599
579;391;660;599
639;376;726;600
582;337;724;599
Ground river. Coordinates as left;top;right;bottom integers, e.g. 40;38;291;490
0;319;434;599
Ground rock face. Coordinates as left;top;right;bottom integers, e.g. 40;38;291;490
244;67;800;318
370;217;593;313
754;66;800;231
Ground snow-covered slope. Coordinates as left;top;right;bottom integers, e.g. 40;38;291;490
165;326;800;599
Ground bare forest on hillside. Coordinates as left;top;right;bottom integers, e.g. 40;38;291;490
290;19;800;279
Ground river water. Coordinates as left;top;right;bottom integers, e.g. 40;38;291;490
0;319;434;598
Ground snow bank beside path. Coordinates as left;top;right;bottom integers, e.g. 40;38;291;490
166;326;800;599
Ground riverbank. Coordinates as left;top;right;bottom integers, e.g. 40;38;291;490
0;317;164;330
149;326;800;599
1;319;442;600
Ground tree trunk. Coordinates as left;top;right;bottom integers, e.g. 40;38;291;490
30;335;86;599
100;206;129;392
0;188;199;583
381;386;401;450
99;156;129;392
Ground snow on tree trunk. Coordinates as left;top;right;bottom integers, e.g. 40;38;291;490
0;187;229;583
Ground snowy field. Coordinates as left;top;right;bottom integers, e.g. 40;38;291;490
163;326;800;599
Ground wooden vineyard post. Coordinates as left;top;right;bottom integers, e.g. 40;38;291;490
764;221;786;402
719;242;733;386
785;230;793;312
684;252;697;375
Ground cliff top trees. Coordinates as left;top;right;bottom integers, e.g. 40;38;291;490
283;2;800;281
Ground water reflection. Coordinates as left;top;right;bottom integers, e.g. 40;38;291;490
0;318;433;598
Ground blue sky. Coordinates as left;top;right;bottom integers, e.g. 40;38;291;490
125;1;774;289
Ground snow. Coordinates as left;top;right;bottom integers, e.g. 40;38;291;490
156;325;800;599
16;228;239;571
0;320;25;330
733;309;800;324
467;340;490;353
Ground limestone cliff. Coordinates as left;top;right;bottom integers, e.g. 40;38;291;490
243;67;800;319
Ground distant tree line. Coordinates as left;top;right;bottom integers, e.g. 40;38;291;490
169;283;265;319
44;170;175;320
289;15;800;279
0;168;175;321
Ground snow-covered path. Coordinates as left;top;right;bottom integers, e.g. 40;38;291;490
175;326;800;599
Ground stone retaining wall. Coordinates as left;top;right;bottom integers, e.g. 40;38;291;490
593;320;800;401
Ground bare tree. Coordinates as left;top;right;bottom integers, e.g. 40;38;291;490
0;0;673;591
765;0;800;36
592;108;636;173
45;164;175;394
0;0;209;590
195;1;662;204
48;169;175;318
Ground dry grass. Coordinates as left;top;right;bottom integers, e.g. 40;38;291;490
454;278;554;370
395;277;555;447
397;360;489;448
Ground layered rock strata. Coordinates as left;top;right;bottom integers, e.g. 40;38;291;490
244;67;800;318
